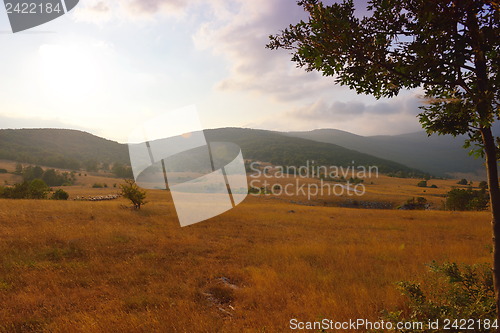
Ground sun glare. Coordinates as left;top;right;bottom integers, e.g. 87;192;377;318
38;43;102;100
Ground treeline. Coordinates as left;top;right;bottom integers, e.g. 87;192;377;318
0;165;73;200
16;164;76;186
0;149;81;170
401;180;490;211
110;163;133;179
0;179;68;200
12;162;133;180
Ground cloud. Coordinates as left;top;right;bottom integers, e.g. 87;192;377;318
74;0;360;102
189;0;429;136
244;91;424;135
126;0;191;15
73;0;113;24
0;113;92;132
73;0;196;23
287;94;422;121
68;0;431;137
192;0;346;102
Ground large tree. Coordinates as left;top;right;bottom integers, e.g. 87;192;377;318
268;0;500;322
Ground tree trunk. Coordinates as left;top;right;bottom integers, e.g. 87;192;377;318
481;127;500;328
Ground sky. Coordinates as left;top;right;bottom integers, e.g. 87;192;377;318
0;0;426;143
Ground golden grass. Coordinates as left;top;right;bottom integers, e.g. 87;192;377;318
249;173;477;208
0;191;492;332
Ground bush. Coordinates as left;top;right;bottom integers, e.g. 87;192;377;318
446;188;489;211
479;181;488;191
382;262;496;332
0;169;7;174
112;163;134;179
417;180;427;187
457;178;468;185
120;179;147;209
1;182;30;199
1;179;50;199
430;184;438;188
92;183;104;188
399;197;428;210
17;165;73;186
28;179;51;199
51;189;69;200
349;177;364;185
249;187;260;194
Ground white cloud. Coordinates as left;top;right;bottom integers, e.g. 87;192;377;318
72;0;197;23
245;91;424;135
193;0;344;102
287;94;422;120
69;0;427;136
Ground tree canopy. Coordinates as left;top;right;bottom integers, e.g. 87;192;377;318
120;179;147;210
267;0;499;146
268;0;500;321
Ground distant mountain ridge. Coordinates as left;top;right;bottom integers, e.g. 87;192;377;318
0;128;426;177
286;126;500;178
0;126;492;178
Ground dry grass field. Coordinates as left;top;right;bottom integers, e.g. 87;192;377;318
0;182;492;332
248;170;475;209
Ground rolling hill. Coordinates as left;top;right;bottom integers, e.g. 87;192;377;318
204;128;425;176
0;128;129;170
0;128;426;177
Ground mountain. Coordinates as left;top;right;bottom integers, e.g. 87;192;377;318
0;128;426;177
287;125;500;178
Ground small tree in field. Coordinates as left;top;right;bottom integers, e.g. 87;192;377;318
120;179;147;210
51;189;69;201
268;0;500;319
458;178;469;185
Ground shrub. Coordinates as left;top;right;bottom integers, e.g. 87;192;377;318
28;179;50;199
430;184;438;189
1;179;51;199
446;188;489;211
349;177;364;185
0;169;7;174
92;183;104;188
112;163;133;179
399;197;428;210
1;182;28;199
417;180;427;187
15;163;23;175
457;178;468;185
382;262;496;332
120;179;147;209
51;189;69;200
479;181;488;191
249;187;260;194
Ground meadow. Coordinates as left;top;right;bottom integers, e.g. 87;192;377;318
0;181;492;332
